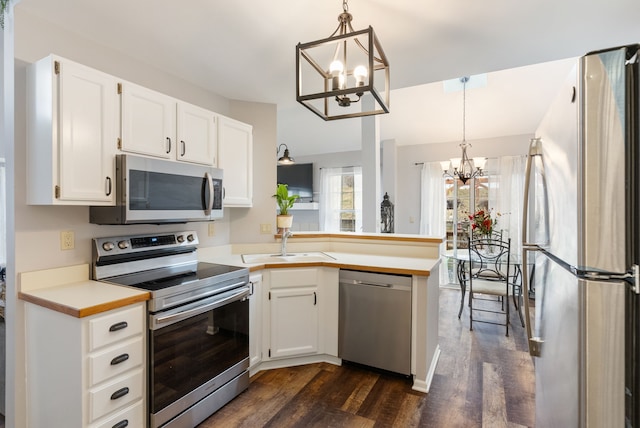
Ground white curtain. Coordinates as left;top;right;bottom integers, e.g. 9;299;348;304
319;166;363;232
419;162;446;237
419;162;447;284
487;155;526;252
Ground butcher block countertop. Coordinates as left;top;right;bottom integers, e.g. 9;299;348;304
18;264;150;318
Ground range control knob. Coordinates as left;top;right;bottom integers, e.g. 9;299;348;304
102;242;115;251
187;234;195;242
177;235;185;243
118;240;130;250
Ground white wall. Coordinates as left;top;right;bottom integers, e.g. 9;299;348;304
395;134;532;234
227;100;277;243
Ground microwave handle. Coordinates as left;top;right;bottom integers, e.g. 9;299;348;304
204;172;214;216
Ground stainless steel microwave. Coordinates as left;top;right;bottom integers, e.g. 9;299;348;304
90;154;223;224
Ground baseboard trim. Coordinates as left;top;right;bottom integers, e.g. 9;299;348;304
412;344;441;393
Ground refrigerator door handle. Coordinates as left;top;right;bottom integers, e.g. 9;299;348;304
522;137;544;357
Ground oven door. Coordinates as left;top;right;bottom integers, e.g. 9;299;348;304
149;285;249;428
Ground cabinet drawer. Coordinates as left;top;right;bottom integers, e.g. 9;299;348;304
90;400;144;428
89;304;144;352
89;369;144;423
270;268;319;288
90;336;144;387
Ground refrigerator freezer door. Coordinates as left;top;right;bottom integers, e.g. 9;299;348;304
535;254;625;428
581;48;628;273
535;64;580;267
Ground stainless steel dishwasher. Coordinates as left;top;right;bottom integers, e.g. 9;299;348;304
338;269;412;376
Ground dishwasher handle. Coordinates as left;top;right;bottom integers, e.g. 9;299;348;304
340;279;411;292
354;280;393;288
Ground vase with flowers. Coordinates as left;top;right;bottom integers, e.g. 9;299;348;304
469;209;498;238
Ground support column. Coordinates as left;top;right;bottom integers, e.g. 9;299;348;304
360;97;380;233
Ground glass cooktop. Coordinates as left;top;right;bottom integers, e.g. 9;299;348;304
106;262;247;292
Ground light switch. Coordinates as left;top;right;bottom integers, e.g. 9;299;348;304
260;224;272;234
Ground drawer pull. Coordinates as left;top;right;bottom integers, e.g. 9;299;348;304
110;353;130;366
110;387;130;400
109;321;128;332
112;420;129;428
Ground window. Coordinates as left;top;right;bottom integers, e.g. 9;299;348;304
319;166;362;232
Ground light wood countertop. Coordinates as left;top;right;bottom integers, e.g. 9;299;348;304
18;264;149;318
205;252;440;277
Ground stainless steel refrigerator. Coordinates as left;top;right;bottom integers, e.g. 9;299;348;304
522;44;640;427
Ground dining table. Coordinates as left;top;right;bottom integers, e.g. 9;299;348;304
443;248;531;321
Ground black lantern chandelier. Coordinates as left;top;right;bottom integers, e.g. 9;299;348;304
441;77;486;184
296;0;390;121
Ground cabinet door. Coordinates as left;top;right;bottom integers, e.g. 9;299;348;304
177;102;217;165
120;81;175;159
249;274;263;370
269;287;319;359
58;60;117;203
217;115;253;207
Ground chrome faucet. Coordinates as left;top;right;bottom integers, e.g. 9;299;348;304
281;229;294;256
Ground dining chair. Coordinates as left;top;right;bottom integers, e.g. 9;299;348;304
467;236;512;336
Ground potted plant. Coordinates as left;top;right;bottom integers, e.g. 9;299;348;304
273;183;299;230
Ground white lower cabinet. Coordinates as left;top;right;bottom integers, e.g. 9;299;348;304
263;267;338;362
269;286;319;358
249;273;263;370
25;302;146;428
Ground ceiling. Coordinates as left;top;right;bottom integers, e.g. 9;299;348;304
17;0;640;156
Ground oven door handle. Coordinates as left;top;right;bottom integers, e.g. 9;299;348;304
153;286;249;328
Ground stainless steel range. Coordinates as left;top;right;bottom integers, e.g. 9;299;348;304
92;231;250;428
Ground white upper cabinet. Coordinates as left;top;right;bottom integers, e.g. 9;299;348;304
218;115;253;206
177;102;217;165
120;82;175;159
27;55;117;205
120;82;217;166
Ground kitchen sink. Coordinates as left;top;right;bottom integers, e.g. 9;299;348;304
241;252;335;264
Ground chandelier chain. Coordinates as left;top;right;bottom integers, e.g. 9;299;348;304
343;0;349;13
462;76;468;144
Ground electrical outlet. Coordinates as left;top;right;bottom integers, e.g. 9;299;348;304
60;230;75;250
260;223;272;234
208;223;215;237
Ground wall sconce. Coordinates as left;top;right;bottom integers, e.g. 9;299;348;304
277;144;295;165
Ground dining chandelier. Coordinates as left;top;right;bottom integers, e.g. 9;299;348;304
296;0;390;121
441;76;486;184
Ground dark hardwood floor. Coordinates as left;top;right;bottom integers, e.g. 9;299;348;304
199;287;535;427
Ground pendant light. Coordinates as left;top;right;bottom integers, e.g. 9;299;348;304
296;0;390;121
441;77;486;184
